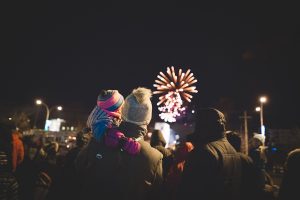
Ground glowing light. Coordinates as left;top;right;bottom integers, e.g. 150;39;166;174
36;99;42;105
153;66;197;122
57;106;63;111
260;96;267;103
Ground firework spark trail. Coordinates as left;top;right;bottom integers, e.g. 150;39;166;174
153;66;197;122
153;66;198;105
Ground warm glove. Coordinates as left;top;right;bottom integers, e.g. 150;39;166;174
105;129;141;155
105;129;124;148
122;137;141;155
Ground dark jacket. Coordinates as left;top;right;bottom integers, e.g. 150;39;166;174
75;122;163;200
177;137;242;200
239;153;266;200
150;130;173;179
60;146;83;200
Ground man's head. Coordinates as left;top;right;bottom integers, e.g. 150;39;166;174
121;87;152;127
76;131;91;148
150;129;166;147
191;108;226;144
286;148;300;173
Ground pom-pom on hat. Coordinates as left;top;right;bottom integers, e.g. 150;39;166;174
121;87;152;126
97;90;124;118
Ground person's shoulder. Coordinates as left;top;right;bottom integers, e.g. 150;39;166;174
139;140;163;161
153;145;172;157
188;146;218;164
201;144;221;159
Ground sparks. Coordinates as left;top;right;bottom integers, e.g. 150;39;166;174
153;66;198;105
153;66;198;122
158;92;186;123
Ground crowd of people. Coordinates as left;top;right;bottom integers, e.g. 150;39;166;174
0;87;299;200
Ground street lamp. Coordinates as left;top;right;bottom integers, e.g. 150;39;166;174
36;99;50;123
255;107;261;112
49;105;63;117
35;99;63;130
57;106;63;111
255;96;267;146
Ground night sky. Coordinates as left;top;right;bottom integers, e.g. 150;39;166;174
1;1;300;129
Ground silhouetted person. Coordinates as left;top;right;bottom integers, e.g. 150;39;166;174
34;142;60;200
278;148;300;200
11;131;24;173
226;130;266;200
117;87;163;200
65;131;91;169
15;135;39;200
177;108;243;200
0;123;19;200
165;141;194;200
249;135;265;171
61;131;91;200
150;129;173;179
76;89;153;200
248;134;277;199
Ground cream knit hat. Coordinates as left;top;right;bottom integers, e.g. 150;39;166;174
121;87;152;126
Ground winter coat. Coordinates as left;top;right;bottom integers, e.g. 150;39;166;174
150;130;173;179
60;147;83;200
75;122;163;200
239;153;266;200
177;137;242;200
11;133;24;172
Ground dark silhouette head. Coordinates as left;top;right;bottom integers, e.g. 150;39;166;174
191;108;226;145
76;131;90;147
150;129;166;147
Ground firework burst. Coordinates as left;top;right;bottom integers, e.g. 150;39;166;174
153;66;198;122
158;92;186;123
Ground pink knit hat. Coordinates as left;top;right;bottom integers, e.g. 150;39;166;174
97;90;124;118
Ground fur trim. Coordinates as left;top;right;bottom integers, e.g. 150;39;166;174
132;87;152;104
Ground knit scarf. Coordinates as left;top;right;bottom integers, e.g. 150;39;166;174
87;106;113;141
